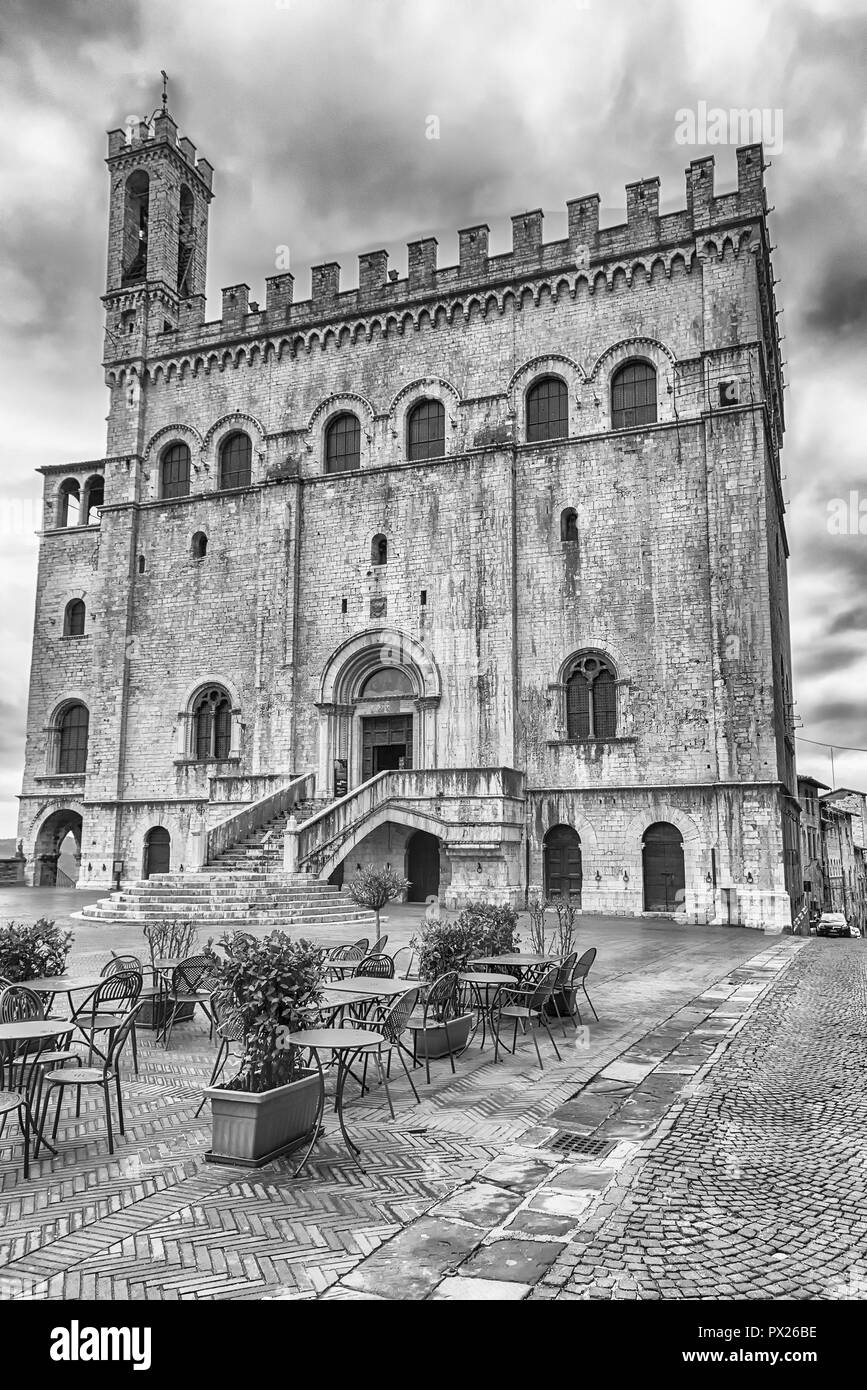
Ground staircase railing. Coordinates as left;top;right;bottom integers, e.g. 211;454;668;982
288;767;525;877
204;770;316;867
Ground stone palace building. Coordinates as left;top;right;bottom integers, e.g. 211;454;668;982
18;99;800;929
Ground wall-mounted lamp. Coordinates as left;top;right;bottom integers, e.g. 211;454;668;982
622;869;629;882
705;871;713;884
595;869;602;882
746;871;753;884
477;862;483;873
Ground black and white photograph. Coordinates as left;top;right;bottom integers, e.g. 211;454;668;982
1;0;865;1355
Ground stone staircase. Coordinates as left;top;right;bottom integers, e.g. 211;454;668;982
205;797;332;874
77;871;377;935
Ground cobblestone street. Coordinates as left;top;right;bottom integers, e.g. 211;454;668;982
531;939;867;1300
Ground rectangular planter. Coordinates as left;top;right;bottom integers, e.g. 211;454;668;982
137;997;196;1031
205;1070;320;1167
414;1013;473;1060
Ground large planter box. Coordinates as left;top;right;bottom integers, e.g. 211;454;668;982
414;1013;473;1060
205;1070;321;1168
137;997;196;1031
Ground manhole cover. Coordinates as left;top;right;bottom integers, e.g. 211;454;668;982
549;1133;614;1157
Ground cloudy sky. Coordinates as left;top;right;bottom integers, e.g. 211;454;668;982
1;0;866;836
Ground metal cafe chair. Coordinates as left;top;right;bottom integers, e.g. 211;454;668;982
564;947;599;1025
73;971;143;1071
0;985;77;1079
99;956;160;1072
405;971;461;1085
547;950;578;1037
195;991;245;1118
390;946;417;980
496;966;563;1069
352;954;395;979
352;988;421;1119
0;1032;59;1178
37;1003;145;1158
159;955;220;1047
370;934;389;955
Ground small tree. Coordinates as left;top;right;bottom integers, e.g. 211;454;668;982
347;866;411;935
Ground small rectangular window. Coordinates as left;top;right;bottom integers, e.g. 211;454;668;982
341;597;348;613
420;590;427;606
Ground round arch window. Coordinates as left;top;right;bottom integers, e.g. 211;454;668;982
360;668;414;698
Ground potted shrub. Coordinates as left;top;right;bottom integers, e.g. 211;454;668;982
409;915;477;1059
0;918;73;982
205;931;325;1167
346;865;411;936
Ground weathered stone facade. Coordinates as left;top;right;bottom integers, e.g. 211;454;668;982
18;104;798;927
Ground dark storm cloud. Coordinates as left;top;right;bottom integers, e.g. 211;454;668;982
4;0;867;823
805;263;867;339
828;604;867;637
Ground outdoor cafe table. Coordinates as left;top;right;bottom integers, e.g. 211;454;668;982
469;953;556;979
327;977;410;999
0;1019;70;1163
458;971;518;1059
24;975;104;1019
288;1027;385;1172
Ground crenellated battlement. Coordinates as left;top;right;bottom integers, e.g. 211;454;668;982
201;145;766;341
106;111;214;192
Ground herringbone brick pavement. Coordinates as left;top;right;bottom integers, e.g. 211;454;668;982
0;921;772;1298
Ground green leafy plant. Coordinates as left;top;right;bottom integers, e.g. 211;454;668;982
412;915;477;986
347;866;411;934
458;902;519;957
214;931;325;1094
0;918;73;982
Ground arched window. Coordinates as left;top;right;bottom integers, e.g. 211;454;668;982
82;476;104;524
371;534;388;566
325;413;361;473
193;686;232;760
161;442;191;499
360;667;414;698
191;531;208;559
58;479;81;528
527;376;568;442
219;432;252;490
565;654;617;739
64;599;86;637
58;703;89;774
611;360;657;429
561;508;578;543
407;400;445;460
122;170;149;285
642;822;685;911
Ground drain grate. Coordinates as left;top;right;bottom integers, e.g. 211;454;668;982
549;1133;613;1157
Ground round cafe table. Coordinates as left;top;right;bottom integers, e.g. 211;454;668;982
289;1027;385;1172
458;972;518;1060
24;975;104;1019
326;977;410;998
0;1019;70;1168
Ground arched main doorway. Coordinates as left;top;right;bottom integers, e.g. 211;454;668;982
34;809;83;887
359;667;415;780
544;825;583;903
642;822;685;911
406;830;440;902
143;826;171;879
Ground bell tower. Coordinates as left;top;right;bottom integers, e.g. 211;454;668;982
102;77;214;367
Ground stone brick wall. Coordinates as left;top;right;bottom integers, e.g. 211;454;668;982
17;120;795;924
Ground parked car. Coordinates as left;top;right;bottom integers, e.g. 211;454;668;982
815;912;848;938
